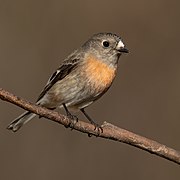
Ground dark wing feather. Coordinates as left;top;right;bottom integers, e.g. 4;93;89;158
36;59;79;102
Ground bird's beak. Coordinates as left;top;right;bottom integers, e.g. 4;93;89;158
118;47;129;53
116;40;129;53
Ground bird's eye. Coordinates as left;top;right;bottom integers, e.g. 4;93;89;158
102;41;110;47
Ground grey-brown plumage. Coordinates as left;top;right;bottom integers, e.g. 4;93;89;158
7;32;128;132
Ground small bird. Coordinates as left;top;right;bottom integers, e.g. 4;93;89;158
7;32;128;132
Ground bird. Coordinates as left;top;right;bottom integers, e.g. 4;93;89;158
7;32;129;132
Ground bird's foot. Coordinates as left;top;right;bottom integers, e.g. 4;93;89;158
90;121;103;136
66;113;78;130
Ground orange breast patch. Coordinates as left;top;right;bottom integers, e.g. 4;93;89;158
84;55;116;90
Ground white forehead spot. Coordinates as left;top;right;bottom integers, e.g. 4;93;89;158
117;40;125;49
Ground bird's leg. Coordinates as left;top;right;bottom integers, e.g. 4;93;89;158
80;108;103;134
63;104;78;121
63;104;78;128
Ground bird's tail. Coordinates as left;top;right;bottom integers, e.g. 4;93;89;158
7;111;36;132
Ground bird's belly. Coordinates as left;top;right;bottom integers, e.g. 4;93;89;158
40;57;117;109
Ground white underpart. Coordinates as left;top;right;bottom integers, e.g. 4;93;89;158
116;40;125;49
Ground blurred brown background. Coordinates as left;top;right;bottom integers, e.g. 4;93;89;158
0;0;180;179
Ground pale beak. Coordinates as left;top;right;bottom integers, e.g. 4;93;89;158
116;40;129;53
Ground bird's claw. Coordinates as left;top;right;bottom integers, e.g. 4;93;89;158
67;114;78;130
91;122;103;136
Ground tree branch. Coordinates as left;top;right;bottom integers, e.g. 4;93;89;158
0;88;180;165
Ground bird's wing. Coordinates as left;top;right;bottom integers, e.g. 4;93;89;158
36;53;81;102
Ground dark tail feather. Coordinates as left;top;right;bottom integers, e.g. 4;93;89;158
7;111;36;132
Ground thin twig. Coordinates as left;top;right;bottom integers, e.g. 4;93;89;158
0;88;180;165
